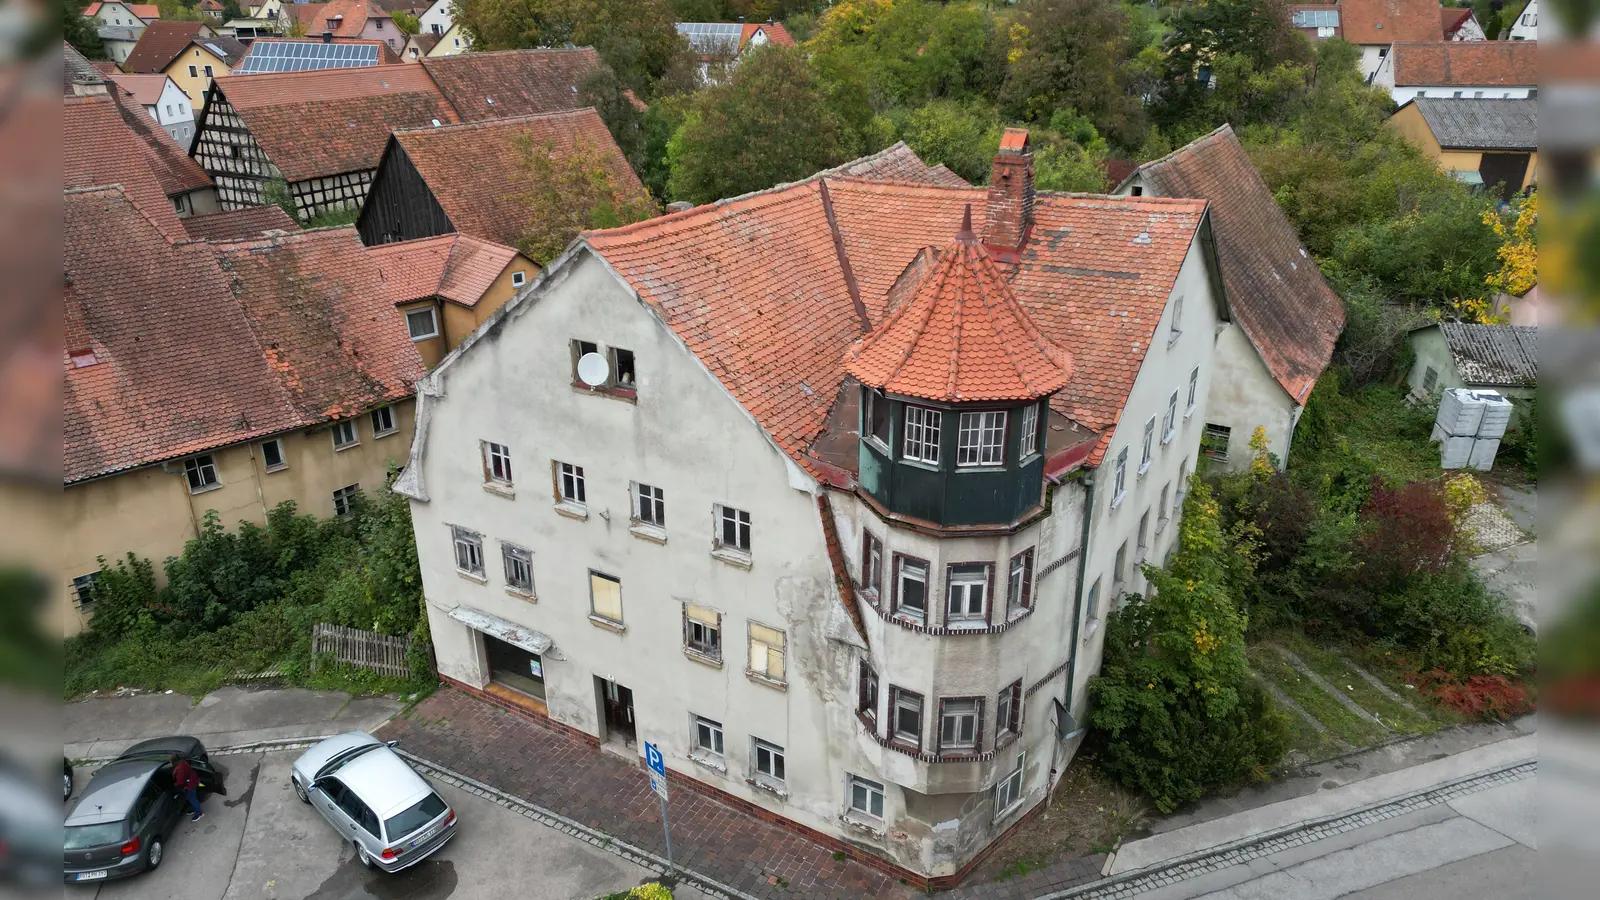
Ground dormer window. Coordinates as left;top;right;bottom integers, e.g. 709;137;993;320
957;411;1006;467
903;405;942;464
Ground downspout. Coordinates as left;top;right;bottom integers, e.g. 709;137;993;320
1062;471;1095;723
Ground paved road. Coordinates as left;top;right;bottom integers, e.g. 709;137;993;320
1132;777;1533;900
67;750;703;900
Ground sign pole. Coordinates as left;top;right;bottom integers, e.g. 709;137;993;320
658;789;673;875
643;742;673;876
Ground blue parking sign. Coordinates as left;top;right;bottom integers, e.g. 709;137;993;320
644;741;665;777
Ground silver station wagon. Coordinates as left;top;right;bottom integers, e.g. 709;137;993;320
290;733;456;872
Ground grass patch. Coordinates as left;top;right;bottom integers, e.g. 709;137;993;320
1289;377;1439;487
1248;647;1388;748
1280;636;1438;735
1254;671;1344;761
971;761;1147;882
1342;641;1472;725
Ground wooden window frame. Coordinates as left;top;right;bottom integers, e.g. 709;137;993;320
861;530;884;601
944;562;993;626
996;680;1023;737
1019;402;1040;458
891;553;929;623
889;686;923;750
1007;547;1035;612
857;660;879;725
956;409;1007;468
936;696;984;756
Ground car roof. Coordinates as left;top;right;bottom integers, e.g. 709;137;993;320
119;735;204;761
335;747;431;819
65;759;160;826
298;731;383;779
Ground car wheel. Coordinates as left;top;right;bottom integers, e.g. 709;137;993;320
293;778;308;804
355;842;374;870
63;772;73;801
147;837;164;871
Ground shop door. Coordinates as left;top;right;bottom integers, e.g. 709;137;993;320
485;634;545;701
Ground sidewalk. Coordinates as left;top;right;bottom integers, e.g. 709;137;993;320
64;684;404;759
375;688;919;900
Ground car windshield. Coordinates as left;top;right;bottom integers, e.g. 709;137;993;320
383;792;447;840
65;823;124;849
316;744;379;779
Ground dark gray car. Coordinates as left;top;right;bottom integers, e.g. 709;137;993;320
63;737;226;884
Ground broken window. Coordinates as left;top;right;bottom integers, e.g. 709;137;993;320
610;347;636;387
184;454;219;492
1423;366;1439;393
996;681;1022;737
748;622;785;683
72;573;100;611
589;571;622;623
261;439;286;471
683;603;721;659
861;530;883;598
502;543;533;595
332;484;360;516
1201;424;1231;461
451;526;483;577
858;660;879;723
946;564;989;624
865;388;890;446
894;555;928;622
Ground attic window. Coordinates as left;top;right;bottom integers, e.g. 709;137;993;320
431;118;442;126
485;96;495;105
69;348;99;368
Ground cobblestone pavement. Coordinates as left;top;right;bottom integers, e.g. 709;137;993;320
944;854;1105;900
376;689;920;899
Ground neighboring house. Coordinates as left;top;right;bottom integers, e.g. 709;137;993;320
357;109;647;249
394;132;1228;886
310;0;402;51
368;234;538;367
1117;125;1344;470
233;38;401;74
429;22;470;57
200;0;225;20
190;48;604;219
1289;4;1342;41
107;73;196;146
1442;7;1487;40
220;18;286;41
1375;40;1539;102
85;0;160;57
61;189;424;637
63;41;110;96
98;28;144;65
676;20;795;80
1338;0;1452;81
402;32;440;61
417;0;454;37
1389;97;1538;194
191;65;459;216
1508;0;1538;40
123;21;247;110
1407;323;1537;411
66;90;219;221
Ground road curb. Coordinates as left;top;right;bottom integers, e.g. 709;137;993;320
1041;757;1535;900
393;749;762;900
74;735;339;764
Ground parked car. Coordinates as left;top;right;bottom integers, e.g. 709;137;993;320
290;733;456;872
63;737;226;883
64;757;74;800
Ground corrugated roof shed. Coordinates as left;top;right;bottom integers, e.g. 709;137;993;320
1411;97;1537;150
1439;323;1537;386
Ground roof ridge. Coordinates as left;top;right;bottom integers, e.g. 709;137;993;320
392;107;595;137
1133;124;1234;174
423;45;596;60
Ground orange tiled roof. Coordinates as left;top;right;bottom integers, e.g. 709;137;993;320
106;86;213;198
1392;40;1538;86
421;48;603;122
742;22;796;49
386;109;648;248
1339;0;1445;44
317;0;391;38
124;22;246;73
584;161;1206;472
1126;125;1343;403
1441;7;1475;37
367;233;523;307
211;65;459;181
845;211;1073;403
64;95;189;242
180;204;301;242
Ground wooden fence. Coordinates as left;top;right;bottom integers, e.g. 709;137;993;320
312;623;414;679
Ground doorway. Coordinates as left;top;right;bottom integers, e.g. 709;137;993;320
485;634;545;702
598;677;635;747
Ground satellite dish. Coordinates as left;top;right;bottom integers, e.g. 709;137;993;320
577;352;610;387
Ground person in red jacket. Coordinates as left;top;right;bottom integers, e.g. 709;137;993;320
170;754;204;822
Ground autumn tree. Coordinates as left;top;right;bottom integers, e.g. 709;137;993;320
998;0;1143;145
666;45;859;204
806;0;1004;111
391;11;421;37
515;137;658;264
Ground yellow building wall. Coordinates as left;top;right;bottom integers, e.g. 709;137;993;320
400;299;448;368
417;253;538;364
164;45;234;112
54;400;415;636
1389;105;1538;190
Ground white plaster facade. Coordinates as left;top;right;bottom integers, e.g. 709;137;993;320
148;77;196;147
418;0;455;38
1371;52;1535;102
397;213;1223;878
1508;0;1538;40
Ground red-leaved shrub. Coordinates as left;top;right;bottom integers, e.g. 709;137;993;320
1415;669;1535;720
1358;478;1454;591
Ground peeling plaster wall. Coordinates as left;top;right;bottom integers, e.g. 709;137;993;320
408;249;869;863
1203;322;1298;470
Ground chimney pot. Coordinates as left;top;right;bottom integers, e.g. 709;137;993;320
984;128;1034;254
322;30;333;42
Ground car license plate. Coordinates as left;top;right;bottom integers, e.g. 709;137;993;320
76;871;108;881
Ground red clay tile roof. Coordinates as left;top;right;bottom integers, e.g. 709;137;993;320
387;109;648;247
64;95;189;241
64;40;107;93
106;72;168;105
845;213;1073;403
316;0;392;38
584;172;1206;472
83;3;161;18
421;48;603;122
290;3;331;30
742;22;795;49
1126;125;1343;403
1339;0;1445;44
1441;7;1475;37
64;187;301;483
108;88;213;196
211;65;460;181
830;141;972;187
1392;40;1538;86
181;205;301;242
124;22;245;73
367;234;523;307
210;227;427;423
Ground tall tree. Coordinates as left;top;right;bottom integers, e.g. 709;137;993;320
666;45;858;204
452;0;686;97
807;0;1003;111
1153;0;1311;130
997;0;1142;146
62;0;107;60
514;136;657;264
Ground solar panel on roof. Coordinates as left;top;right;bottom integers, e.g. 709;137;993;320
1291;10;1339;28
675;22;742;56
233;41;382;74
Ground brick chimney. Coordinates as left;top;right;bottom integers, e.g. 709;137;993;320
984;128;1034;255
